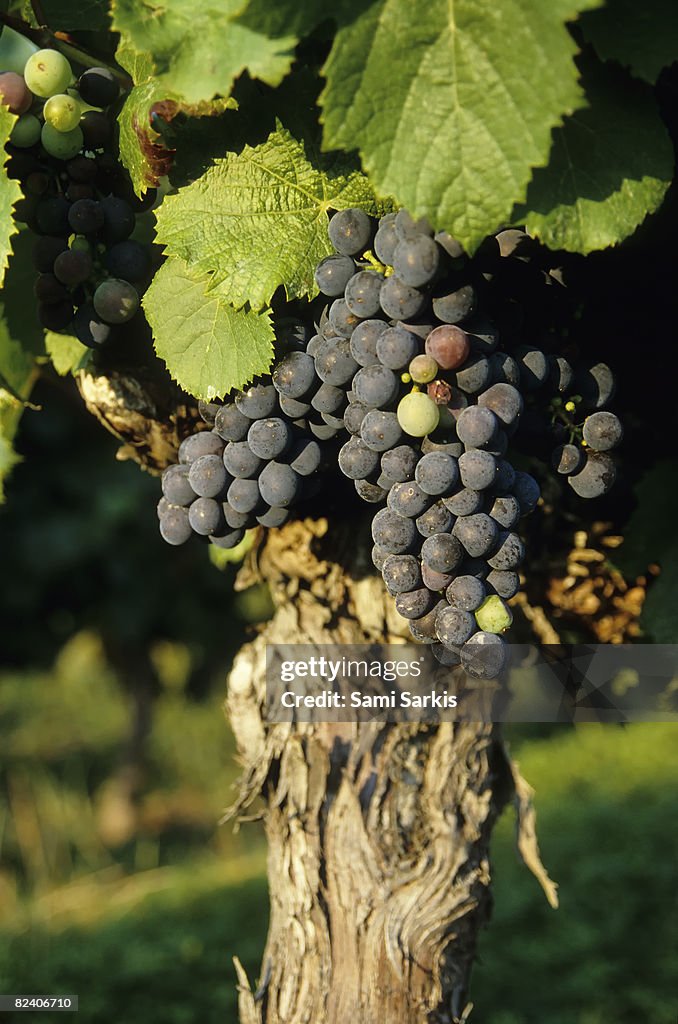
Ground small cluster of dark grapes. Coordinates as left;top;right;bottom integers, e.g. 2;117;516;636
473;228;623;491
308;208;622;676
1;49;155;348
157;323;336;549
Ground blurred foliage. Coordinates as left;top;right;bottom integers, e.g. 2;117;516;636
0;631;264;900
0;859;267;1024
476;722;678;1024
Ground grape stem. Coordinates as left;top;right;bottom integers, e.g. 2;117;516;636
549;398;582;445
0;10;133;89
360;250;390;276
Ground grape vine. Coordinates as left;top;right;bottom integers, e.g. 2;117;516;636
0;0;673;641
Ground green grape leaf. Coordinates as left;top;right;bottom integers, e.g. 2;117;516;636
0;315;38;500
117;79;174;196
0;107;22;287
0;316;35;395
236;0;370;37
44;332;89;376
143;256;275;399
3;230;46;357
169;67;323;191
115;36;155;83
155;125;381;310
320;0;602;253
0;25;39;74
111;0;296;105
516;65;673;253
580;0;678;84
39;0;110;32
116;40;238;196
615;462;678;643
0;241;40;499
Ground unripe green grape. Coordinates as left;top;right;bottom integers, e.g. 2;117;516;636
10;113;41;147
24;48;73;98
41;121;83;160
397;391;440;437
475;595;513;634
70;235;91;253
43;92;81;132
409;353;439;384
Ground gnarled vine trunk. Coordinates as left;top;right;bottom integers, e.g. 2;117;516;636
226;519;556;1024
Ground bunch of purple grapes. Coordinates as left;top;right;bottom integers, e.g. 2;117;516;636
157;323;336;549
307;208;621;675
157;207;622;677
1;48;155;348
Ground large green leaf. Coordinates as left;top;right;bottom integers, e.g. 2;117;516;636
236;0;371;36
155;125;381;310
0;106;22;287
580;0;678;85
39;0;110;32
516;65;673;253
320;0;602;253
111;0;296;106
143;256;275;399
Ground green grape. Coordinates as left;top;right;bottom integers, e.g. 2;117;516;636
24;48;73;98
10;113;41;147
44;93;81;132
41;122;83;160
396;391;440;437
475;595;513;634
70;235;91;253
409;353;439;384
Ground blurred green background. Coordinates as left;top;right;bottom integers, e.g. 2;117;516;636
0;378;676;1024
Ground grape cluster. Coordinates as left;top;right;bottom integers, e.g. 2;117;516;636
157;323;336;549
311;208;621;676
1;48;155;347
157;207;622;678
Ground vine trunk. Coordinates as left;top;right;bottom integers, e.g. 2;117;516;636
225;518;553;1023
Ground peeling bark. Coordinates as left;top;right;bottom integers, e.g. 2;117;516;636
77;367;199;473
225;518;551;1024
